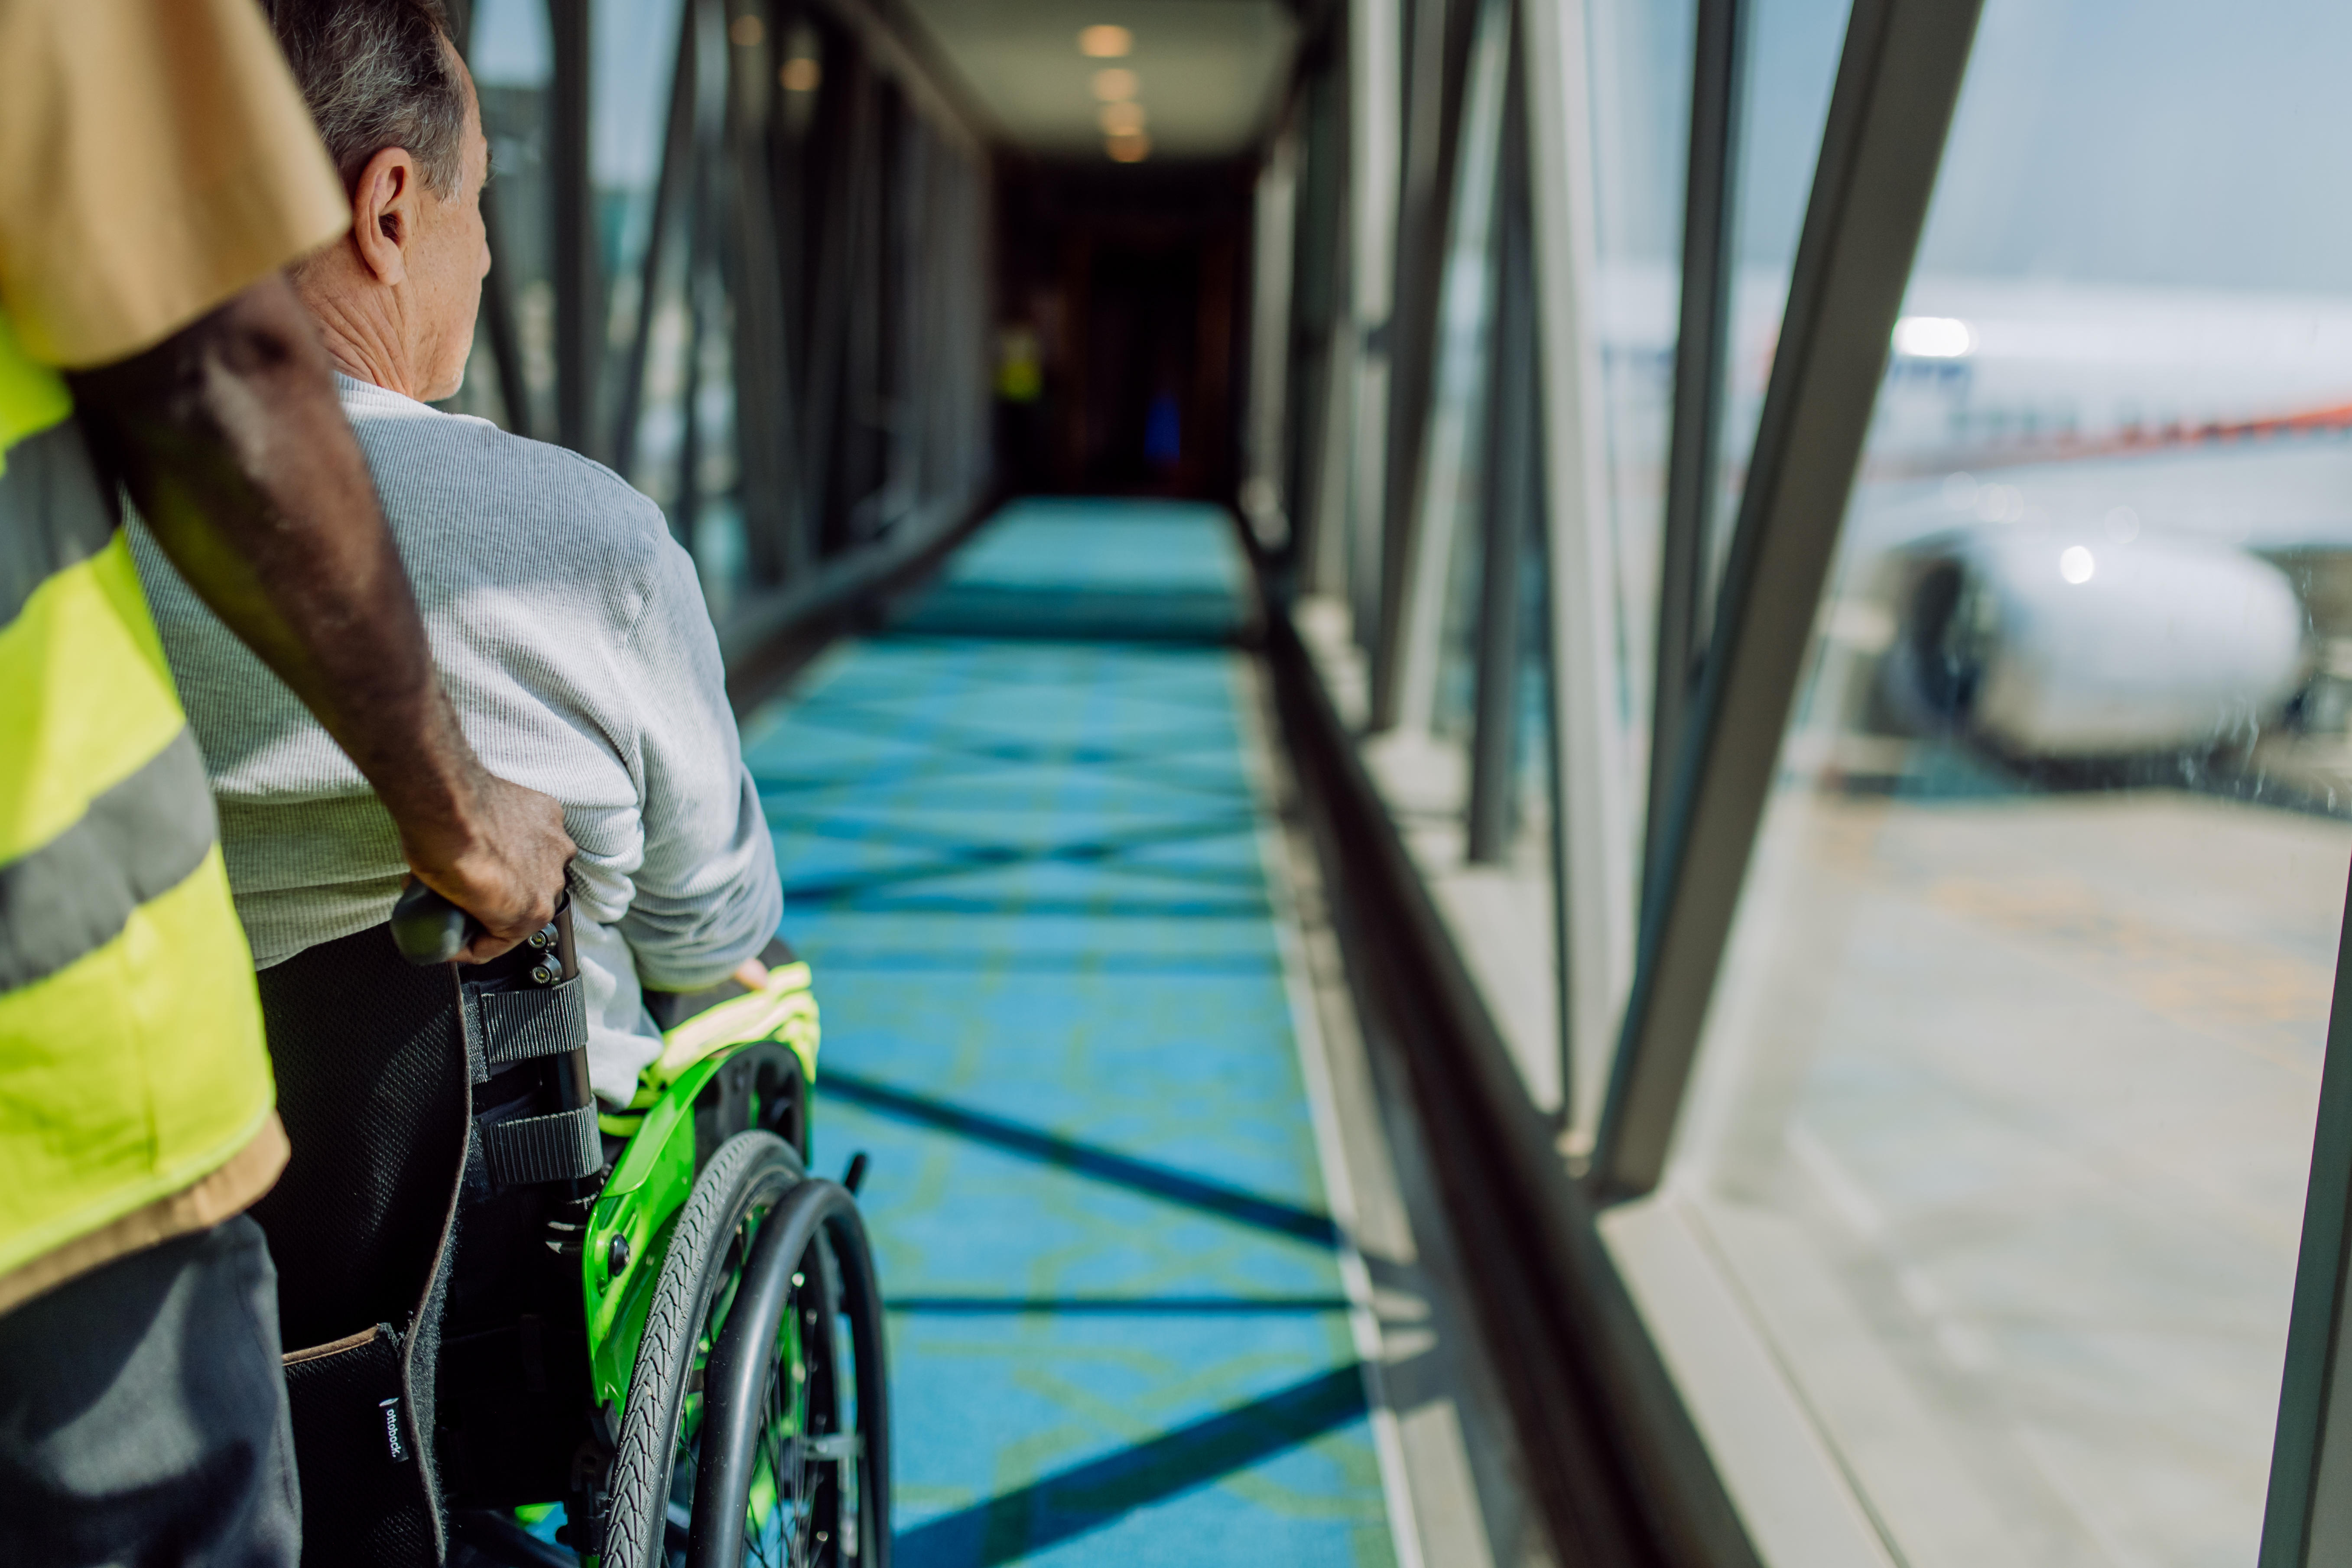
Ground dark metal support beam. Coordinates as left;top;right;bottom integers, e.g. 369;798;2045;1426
1465;26;1536;870
446;0;532;439
1641;0;1747;917
2262;869;2352;1565
1591;0;1985;1202
725;0;802;584
548;0;597;456
799;44;874;558
1279;56;1345;600
476;199;536;440
768;4;813;555
611;0;700;477
841;84;889;541
676;117;715;555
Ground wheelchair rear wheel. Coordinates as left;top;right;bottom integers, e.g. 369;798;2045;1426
602;1131;889;1568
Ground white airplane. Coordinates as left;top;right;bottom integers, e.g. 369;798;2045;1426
1597;266;2352;760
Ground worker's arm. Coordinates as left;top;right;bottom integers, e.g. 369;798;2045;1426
68;272;571;963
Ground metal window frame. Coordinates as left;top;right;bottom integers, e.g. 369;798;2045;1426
1390;0;1514;739
1200;0;2352;1555
549;0;598;458
675;190;712;551
475;200;537;441
803;44;880;556
1589;0;1986;1203
1341;0;1403;663
1522;0;1636;1137
2263;874;2352;1565
1543;2;2352;1550
487;0;994;669
1284;51;1348;597
611;0;702;479
1271;17;1768;1539
1641;0;1747;918
1368;0;1482;730
1463;13;1537;871
724;0;802;586
1244;118;1303;551
446;0;534;440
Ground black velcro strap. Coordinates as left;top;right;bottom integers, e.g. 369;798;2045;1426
469;977;589;1072
481;1105;603;1187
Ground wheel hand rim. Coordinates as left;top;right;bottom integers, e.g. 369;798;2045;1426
745;1253;835;1566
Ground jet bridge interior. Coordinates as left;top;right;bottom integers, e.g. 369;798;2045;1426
432;0;2352;1563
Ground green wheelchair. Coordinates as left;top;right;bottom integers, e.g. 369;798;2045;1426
253;888;889;1568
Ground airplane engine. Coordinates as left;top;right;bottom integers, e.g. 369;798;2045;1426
1879;531;2308;757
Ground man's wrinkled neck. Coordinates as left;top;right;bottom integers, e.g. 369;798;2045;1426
298;263;421;400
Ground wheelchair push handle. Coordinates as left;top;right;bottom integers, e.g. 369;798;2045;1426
391;879;578;972
390;880;483;966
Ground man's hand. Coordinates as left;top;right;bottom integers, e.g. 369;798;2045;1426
70;272;574;960
403;769;575;964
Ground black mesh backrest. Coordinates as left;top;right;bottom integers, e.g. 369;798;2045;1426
251;922;471;1352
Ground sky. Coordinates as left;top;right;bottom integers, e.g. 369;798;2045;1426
472;0;2352;296
1592;0;2352;295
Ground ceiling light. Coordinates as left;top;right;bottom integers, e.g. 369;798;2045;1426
1106;132;1151;163
1078;24;1132;57
1099;101;1146;136
728;13;763;48
780;56;821;91
1092;67;1139;101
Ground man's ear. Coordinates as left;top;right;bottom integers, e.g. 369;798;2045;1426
348;146;420;287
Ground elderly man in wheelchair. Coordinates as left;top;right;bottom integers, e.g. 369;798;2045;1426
352;890;890;1568
122;1;889;1562
234;890;888;1568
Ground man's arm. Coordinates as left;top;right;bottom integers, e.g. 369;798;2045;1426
68;272;571;963
615;532;783;992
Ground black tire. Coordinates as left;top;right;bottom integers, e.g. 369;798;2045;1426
602;1131;803;1568
688;1180;890;1568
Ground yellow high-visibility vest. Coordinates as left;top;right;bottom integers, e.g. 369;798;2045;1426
0;308;273;1281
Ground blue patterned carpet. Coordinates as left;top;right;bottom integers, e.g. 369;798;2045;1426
737;499;1398;1566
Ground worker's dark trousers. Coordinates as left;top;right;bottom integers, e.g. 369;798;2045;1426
0;1215;300;1567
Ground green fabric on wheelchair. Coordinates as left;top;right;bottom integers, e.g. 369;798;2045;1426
582;962;822;1415
600;961;821;1139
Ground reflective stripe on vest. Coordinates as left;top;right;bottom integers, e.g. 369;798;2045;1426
0;308;273;1279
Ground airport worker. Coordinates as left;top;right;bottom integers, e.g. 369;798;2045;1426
0;0;574;1562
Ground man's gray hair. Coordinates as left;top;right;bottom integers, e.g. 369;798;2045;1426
265;0;470;199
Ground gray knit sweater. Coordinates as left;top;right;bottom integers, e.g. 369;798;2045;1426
129;375;783;1105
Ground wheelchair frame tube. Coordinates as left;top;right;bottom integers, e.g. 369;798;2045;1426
548;902;599;1199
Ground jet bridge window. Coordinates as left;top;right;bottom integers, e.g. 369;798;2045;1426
1635;1;2352;1562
